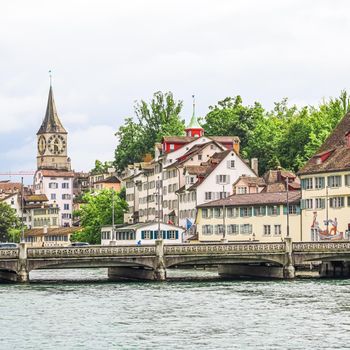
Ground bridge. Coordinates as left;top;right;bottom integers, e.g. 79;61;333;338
0;238;350;282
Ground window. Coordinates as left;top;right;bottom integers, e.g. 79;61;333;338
254;206;266;216
64;204;70;210
202;208;211;218
169;144;175;150
227;224;239;235
274;225;281;236
301;199;313;210
315;198;325;209
240;207;252;217
237;187;247;194
215;225;224;235
345;174;350;186
214;208;222;218
330;197;344;208
49;182;58;189
51;193;56;200
240;224;252;235
267;206;280;216
62;183;69;189
186;176;195;185
216;175;230;184
315;177;325;189
62;194;71;200
198;154;202;160
227;160;235;169
205;192;213;201
163;186;167;195
328;175;342;188
226;207;238;218
289;205;298;214
301;178;313;190
202;225;213;235
263;225;271;235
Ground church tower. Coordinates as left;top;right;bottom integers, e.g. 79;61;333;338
36;86;71;171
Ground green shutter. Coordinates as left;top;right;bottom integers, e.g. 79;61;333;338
267;206;272;215
283;206;288;215
296;206;301;214
240;208;244;217
141;231;145;239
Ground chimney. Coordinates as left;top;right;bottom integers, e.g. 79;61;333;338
251;158;258;176
276;166;282;182
233;137;240;155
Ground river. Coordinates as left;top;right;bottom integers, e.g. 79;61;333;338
0;268;349;349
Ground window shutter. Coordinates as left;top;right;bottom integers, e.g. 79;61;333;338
296;206;301;214
262;206;266;215
300;200;305;210
226;175;230;184
249;224;253;234
141;231;145;239
240;208;244;217
227;160;231;168
253;207;257;216
283;206;288;215
175;231;179;240
248;207;252;217
216;175;219;184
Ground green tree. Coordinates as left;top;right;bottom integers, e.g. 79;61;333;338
114;91;184;171
203;96;265;156
0;202;20;242
71;189;127;244
90;160;113;175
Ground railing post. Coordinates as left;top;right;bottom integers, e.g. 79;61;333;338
17;243;29;283
154;239;166;281
283;237;295;279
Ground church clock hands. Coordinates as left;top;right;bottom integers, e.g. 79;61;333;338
47;135;66;155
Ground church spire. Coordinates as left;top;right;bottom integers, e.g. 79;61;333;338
37;85;67;135
185;95;204;137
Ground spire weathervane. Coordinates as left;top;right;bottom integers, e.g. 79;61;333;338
192;94;195;117
49;70;52;86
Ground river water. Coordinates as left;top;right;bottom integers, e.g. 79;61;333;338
0;269;350;350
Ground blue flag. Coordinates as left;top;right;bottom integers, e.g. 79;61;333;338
186;218;193;230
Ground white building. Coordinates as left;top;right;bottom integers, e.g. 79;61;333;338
101;222;185;245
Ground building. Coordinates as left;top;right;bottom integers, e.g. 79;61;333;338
34;85;74;226
121;105;257;230
93;175;121;191
298;112;350;241
24;227;81;247
101;222;185;246
196;191;301;242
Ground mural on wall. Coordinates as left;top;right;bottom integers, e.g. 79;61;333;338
311;212;343;241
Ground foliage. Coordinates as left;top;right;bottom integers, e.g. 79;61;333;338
114;91;184;171
0;202;20;242
90;160;113;175
71;189;128;244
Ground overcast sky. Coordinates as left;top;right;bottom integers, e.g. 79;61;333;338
1;0;350;182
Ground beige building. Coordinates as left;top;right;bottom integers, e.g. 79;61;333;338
298;112;350;241
196;191;301;242
93;176;121;191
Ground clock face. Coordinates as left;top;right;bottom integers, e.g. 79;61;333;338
47;135;66;155
38;136;46;155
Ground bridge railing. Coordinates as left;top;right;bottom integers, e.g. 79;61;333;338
0;248;19;259
164;242;286;255
27;245;156;258
293;241;350;252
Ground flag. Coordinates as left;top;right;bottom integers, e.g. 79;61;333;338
186;218;193;230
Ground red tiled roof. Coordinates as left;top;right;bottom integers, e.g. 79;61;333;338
299;112;350;175
38;170;75;177
24;227;81;237
94;176;121;184
199;191;301;208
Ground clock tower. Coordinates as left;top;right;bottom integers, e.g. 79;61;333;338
37;86;71;171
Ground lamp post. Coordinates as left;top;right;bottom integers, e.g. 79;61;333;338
157;176;161;240
222;184;227;242
111;189;115;244
21;177;24;243
286;177;290;237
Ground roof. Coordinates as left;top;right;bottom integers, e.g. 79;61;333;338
24;227;81;237
37;86;67;134
298;112;350;175
102;222;184;232
232;175;266;188
0;182;22;192
185;165;210;176
38;170;75;177
186;112;203;129
210;136;240;143
198;191;301;208
162;136;195;143
263;169;296;184
24;194;48;202
94;176;121;184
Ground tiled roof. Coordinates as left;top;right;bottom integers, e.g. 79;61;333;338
25;227;81;237
185;165;210;176
210;136;240;143
39;170;75;177
199;191;301;208
24;194;48;202
162;136;194;143
298;112;350;175
94;176;121;184
0;182;22;192
232;175;266;188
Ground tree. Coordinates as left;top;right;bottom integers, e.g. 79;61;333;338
90;160;113;175
0;202;20;242
114;91;184;171
71;189;127;244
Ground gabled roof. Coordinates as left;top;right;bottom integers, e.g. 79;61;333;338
94;176;121;184
24;227;81;237
198;191;301;208
298;112;350;175
37;169;75;177
37;86;67;134
232;175;266;188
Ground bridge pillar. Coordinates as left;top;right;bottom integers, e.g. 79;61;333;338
283;237;295;279
154;239;166;281
17;243;29;283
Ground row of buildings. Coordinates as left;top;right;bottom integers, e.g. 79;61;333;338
120;103;350;244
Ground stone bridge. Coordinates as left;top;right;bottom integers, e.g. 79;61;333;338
0;239;350;282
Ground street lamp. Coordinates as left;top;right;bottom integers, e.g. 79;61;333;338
21;177;24;243
286;176;290;237
111;189;115;244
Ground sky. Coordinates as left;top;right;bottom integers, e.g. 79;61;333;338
1;0;350;183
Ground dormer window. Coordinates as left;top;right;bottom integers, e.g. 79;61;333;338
169;144;175;151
